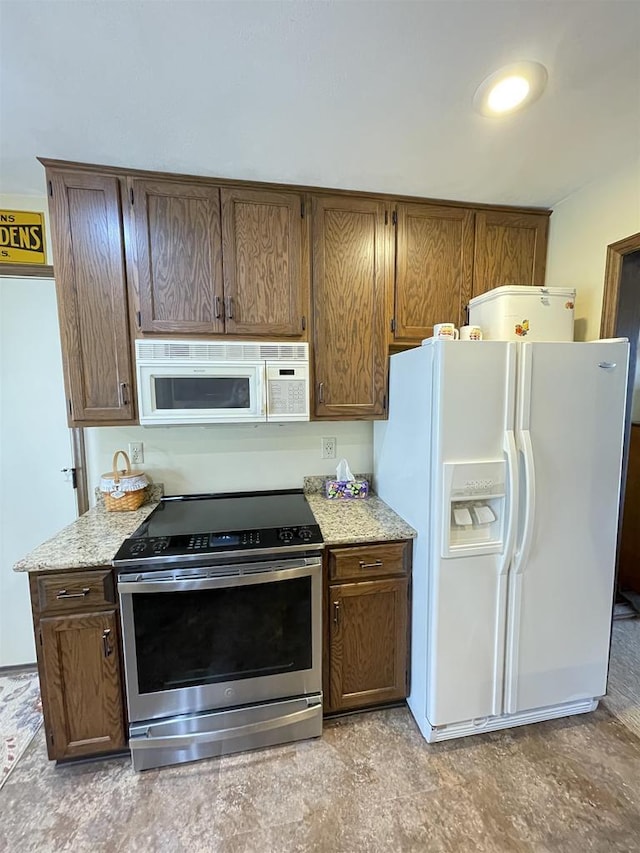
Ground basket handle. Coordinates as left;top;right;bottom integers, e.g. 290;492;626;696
111;450;132;484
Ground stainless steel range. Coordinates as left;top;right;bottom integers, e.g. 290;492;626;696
113;489;324;771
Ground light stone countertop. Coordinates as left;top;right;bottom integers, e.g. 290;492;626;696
13;492;162;574
305;493;416;546
13;484;415;574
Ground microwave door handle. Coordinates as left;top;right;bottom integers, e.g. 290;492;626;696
261;366;267;418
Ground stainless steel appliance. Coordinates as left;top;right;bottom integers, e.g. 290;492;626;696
113;490;323;771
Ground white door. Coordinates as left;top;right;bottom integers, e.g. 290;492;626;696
504;340;628;714
427;341;517;725
0;276;78;666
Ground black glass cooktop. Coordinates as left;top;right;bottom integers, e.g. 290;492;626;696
113;489;323;568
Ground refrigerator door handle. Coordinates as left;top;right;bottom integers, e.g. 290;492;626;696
491;429;520;715
513;429;536;576
499;430;519;576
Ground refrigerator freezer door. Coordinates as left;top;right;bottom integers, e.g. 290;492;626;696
504;340;629;715
427;341;517;725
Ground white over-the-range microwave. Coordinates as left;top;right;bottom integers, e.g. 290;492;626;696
135;340;310;425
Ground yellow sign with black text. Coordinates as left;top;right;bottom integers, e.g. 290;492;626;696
0;210;47;264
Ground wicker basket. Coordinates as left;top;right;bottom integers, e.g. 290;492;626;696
100;450;149;512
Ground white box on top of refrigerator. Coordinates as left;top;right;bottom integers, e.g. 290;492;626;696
468;285;575;341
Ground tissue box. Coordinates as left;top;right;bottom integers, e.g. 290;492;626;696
325;479;369;500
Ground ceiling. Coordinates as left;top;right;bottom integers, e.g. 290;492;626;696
1;1;639;208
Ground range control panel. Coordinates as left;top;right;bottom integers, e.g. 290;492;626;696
113;524;323;566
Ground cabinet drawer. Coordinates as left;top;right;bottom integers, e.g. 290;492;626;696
329;542;409;581
37;569;115;616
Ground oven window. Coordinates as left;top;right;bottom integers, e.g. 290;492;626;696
154;376;251;410
132;577;312;694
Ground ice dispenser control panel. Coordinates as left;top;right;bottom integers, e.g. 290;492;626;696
442;461;506;557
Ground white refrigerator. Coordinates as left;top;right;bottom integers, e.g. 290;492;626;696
373;338;629;741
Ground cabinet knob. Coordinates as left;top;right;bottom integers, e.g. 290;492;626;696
318;382;324;404
333;600;340;626
225;296;234;320
215;295;222;320
119;382;129;406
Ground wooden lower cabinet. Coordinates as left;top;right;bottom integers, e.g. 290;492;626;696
30;570;127;761
324;541;411;714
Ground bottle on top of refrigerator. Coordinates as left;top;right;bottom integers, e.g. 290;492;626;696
468;285;575;341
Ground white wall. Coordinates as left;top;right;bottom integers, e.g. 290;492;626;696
545;156;640;341
85;421;373;503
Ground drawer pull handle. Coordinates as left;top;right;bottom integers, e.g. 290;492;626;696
358;560;383;569
102;628;113;658
333;601;340;626
56;587;90;599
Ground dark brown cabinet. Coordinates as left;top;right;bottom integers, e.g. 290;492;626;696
221;188;308;337
325;541;411;713
393;203;474;343
42;158;551;426
46;169;135;424
472;209;549;297
30;568;126;761
130;181;308;338
312;196;390;419
130;179;225;334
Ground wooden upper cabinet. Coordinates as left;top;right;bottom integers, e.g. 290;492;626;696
473;210;549;297
221;188;306;337
46;169;134;424
130;179;224;334
394;203;474;343
312;196;389;419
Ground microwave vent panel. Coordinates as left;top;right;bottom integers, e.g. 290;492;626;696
259;343;308;361
136;340;308;363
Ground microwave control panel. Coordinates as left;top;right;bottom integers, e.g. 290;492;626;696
266;362;309;421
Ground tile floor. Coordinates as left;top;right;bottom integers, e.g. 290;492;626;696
1;702;639;852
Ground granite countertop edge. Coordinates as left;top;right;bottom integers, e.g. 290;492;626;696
13;486;416;574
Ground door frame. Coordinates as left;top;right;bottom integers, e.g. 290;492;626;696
600;232;640;338
598;231;640;602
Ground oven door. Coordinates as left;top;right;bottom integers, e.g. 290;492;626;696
137;361;266;424
118;557;322;723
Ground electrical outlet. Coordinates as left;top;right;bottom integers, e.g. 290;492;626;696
321;437;336;459
128;442;144;464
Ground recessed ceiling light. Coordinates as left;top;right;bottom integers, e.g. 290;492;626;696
474;61;548;117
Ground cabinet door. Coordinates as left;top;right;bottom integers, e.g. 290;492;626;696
47;169;134;423
312;196;389;418
131;179;224;334
394;203;474;342
40;610;125;760
329;578;408;712
221;188;307;337
473;210;549;297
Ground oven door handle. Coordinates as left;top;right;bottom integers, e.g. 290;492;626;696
118;561;321;594
130;705;320;751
